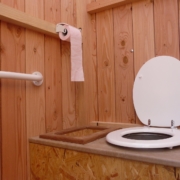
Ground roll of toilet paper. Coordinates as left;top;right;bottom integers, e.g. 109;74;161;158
59;24;84;82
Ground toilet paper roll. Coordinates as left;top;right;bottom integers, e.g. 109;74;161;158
59;24;84;82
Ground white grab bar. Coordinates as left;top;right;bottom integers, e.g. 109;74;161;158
0;71;43;86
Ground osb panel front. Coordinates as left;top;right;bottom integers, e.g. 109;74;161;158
30;143;180;180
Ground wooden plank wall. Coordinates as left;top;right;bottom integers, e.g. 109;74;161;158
0;0;180;179
113;5;135;123
1;1;26;180
95;0;179;124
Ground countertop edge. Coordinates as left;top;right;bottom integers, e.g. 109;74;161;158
29;136;180;168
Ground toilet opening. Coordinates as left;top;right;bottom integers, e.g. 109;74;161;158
122;132;172;140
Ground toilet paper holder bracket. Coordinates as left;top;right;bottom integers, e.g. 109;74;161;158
56;24;68;36
56;23;82;36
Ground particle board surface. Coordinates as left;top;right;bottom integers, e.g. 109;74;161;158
30;142;180;180
30;136;180;168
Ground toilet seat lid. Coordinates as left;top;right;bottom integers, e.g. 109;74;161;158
133;56;180;127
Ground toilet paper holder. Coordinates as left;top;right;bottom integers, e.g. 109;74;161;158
56;24;68;36
56;23;82;36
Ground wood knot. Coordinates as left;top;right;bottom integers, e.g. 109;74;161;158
121;40;126;46
7;23;12;31
104;61;109;67
111;173;118;178
0;44;5;53
22;44;25;50
33;47;37;53
53;110;57;120
130;118;135;123
123;56;128;64
16;27;22;37
121;96;126;102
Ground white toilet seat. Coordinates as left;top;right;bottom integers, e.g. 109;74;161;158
106;127;180;149
106;56;180;149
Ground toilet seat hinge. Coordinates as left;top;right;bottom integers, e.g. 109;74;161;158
171;120;175;129
148;119;151;127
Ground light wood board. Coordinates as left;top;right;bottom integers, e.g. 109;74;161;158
44;0;62;133
61;0;76;129
154;0;179;59
96;9;116;122
113;4;136;123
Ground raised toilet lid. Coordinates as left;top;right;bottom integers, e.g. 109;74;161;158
133;56;180;127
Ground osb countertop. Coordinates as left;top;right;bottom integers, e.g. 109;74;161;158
29;136;180;168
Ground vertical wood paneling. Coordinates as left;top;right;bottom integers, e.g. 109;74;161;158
96;10;115;122
25;32;45;135
113;5;135;123
61;0;76;129
25;1;45;179
75;0;86;126
25;3;45;134
132;0;155;124
154;0;179;59
75;0;98;126
44;0;62;132
1;0;26;179
25;1;45;135
1;1;180;179
44;38;62;132
132;0;155;75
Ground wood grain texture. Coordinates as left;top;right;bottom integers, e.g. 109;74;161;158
113;4;136;123
91;121;143;128
30;143;180;180
26;30;45;180
44;37;62;132
1;0;26;180
154;0;179;59
87;0;141;14
25;2;45;137
0;3;58;38
75;0;98;126
39;126;116;144
132;0;155;124
74;0;86;127
61;0;76;129
1;22;27;180
96;10;116;122
44;0;61;24
25;1;45;179
44;0;62;133
1;1;180;179
132;0;155;75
